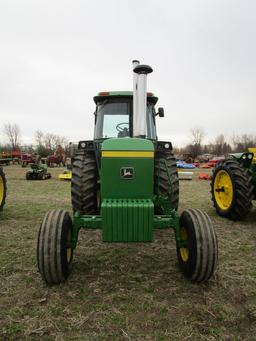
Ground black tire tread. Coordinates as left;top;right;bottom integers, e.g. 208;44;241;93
37;209;72;285
71;150;98;215
177;208;218;283
155;153;179;211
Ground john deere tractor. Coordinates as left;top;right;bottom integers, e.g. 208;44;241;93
37;61;218;285
211;148;256;220
0;167;7;211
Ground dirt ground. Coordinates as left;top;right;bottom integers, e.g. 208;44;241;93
0;165;256;340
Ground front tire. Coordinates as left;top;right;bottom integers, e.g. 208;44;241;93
176;209;218;283
26;172;31;180
211;159;254;220
37;209;73;285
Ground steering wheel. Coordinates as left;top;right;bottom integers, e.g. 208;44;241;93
116;122;129;132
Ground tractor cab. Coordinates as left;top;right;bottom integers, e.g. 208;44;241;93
93;91;159;141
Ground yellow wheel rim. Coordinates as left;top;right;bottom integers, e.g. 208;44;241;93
0;175;4;205
179;227;189;262
66;227;72;263
214;170;233;210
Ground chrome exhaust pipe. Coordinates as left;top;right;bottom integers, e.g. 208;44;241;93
132;59;140;135
133;63;153;137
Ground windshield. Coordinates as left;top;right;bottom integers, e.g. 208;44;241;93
94;99;157;140
94;100;130;139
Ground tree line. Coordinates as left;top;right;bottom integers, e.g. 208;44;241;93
1;123;255;159
1;123;69;157
174;128;256;159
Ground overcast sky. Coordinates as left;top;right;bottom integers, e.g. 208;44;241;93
0;0;255;147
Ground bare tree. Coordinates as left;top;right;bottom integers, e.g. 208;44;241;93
3;123;21;150
213;134;232;155
231;134;256;152
189;127;206;158
190;127;205;145
34;131;69;155
43;133;56;152
34;130;44;147
214;134;225;155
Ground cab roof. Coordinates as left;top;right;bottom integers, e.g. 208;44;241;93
93;91;158;104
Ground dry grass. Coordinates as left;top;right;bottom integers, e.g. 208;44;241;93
0;165;256;340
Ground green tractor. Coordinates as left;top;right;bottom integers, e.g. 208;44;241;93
26;164;51;180
0;166;7;211
37;61;218;285
211;148;256;220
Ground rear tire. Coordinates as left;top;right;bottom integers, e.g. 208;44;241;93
211;159;254;220
37;173;43;180
0;167;7;211
71;150;98;215
37;209;73;285
26;172;31;180
154;152;179;212
176;209;218;283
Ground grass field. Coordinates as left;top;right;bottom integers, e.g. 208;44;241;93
1;165;256;340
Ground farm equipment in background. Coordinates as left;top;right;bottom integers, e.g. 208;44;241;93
21;152;39;167
47;145;66;167
211;148;256;220
58;164;72;181
46;154;66;167
0;151;12;165
0;149;23;165
26;164;51;180
200;157;225;169
0;167;7;210
12;149;21;164
37;61;218;285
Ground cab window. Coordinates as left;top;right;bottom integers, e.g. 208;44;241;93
94;100;130;139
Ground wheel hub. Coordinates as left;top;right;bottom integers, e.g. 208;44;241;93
214;170;233;210
179;226;189;262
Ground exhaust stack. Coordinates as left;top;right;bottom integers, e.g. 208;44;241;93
133;62;153;137
132;59;140;135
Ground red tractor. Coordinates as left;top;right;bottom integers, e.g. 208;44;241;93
46;146;66;167
46;154;66;167
21;153;40;167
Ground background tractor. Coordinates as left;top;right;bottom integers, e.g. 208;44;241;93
26;164;51;180
211;148;256;220
21;152;39;167
37;61;218;285
0;167;7;211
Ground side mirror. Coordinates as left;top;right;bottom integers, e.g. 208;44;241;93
156;107;164;117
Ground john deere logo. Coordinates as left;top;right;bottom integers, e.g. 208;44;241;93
120;167;134;179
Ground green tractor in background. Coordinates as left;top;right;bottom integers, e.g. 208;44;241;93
37;61;218;285
0;167;7;211
211;148;256;220
26;164;51;180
